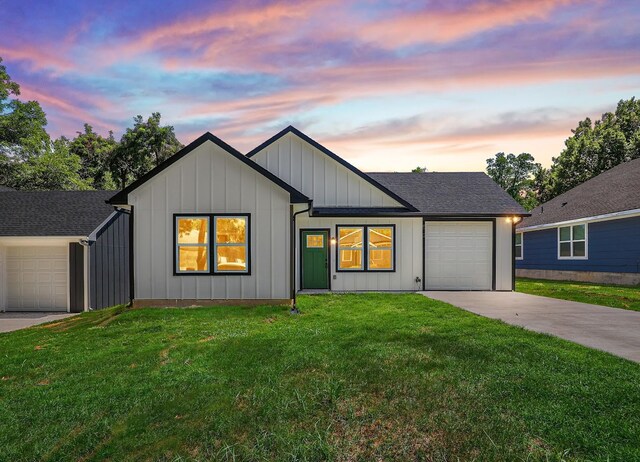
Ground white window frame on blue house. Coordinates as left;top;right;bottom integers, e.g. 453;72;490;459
557;223;588;260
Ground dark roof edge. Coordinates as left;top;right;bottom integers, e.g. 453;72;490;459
108;132;309;205
312;210;531;218
246;126;419;212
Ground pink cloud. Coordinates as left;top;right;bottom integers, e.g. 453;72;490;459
359;0;581;47
0;45;74;73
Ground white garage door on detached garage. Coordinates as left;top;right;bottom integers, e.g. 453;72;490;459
6;246;67;311
425;221;493;290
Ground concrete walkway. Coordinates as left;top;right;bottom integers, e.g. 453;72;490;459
0;312;77;333
422;291;640;363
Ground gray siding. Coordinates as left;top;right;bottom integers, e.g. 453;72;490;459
251;132;403;207
129;140;291;300
89;211;130;309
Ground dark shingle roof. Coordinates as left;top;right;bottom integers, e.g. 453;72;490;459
0;191;115;236
367;172;527;215
0;185;15;191
519;158;640;228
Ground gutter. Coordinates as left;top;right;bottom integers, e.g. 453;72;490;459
290;201;312;314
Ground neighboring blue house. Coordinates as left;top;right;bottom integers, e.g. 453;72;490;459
516;158;640;285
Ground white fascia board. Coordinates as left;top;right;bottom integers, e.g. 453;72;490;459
518;208;640;233
0;236;87;246
88;210;119;242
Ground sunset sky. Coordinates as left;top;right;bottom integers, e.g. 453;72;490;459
1;0;639;172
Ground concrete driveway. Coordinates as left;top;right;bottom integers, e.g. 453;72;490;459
0;312;77;333
423;291;640;363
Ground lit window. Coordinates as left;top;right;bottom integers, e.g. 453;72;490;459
306;234;324;248
338;227;363;270
337;225;396;272
515;233;523;260
368;227;393;270
174;214;250;274
176;217;209;273
558;224;586;259
215;217;248;273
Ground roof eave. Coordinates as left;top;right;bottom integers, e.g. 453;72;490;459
107;132;309;206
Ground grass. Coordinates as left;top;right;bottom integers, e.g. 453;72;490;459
1;294;639;461
517;277;640;311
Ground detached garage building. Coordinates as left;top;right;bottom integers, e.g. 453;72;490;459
0;191;130;312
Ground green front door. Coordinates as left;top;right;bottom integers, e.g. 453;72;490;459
301;230;329;289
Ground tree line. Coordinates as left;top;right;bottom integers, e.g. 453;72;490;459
486;97;640;210
0;58;183;191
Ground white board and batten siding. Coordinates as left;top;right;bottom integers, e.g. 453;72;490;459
494;217;514;290
250;132;403;208
129;140;291;301
296;216;423;291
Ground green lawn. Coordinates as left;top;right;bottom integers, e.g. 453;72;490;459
517;277;640;311
1;294;639;461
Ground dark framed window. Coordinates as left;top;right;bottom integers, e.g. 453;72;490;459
336;224;395;272
174;213;251;275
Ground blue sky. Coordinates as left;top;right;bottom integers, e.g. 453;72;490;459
1;0;639;171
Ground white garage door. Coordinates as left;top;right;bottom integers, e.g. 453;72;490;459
6;246;68;311
425;222;493;290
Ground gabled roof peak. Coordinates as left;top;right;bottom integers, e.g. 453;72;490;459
247;126;419;212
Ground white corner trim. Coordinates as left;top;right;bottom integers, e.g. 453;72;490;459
518;208;640;232
88;210;119;242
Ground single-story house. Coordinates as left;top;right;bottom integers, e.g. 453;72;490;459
108;126;527;307
516;157;640;285
0;191;130;312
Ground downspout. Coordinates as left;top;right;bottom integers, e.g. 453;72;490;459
290;201;312;314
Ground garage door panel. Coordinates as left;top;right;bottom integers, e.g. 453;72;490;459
6;246;68;312
425;222;493;290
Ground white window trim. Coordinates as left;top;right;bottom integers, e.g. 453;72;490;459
337;226;364;271
366;226;395;271
213;215;249;274
515;232;523;260
175;215;210;274
557;223;588;260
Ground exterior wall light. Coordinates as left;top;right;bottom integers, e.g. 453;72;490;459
330;237;337;245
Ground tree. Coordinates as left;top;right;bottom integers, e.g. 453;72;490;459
411;166;428;173
0;57;51;187
546;97;640;197
15;137;92;190
69;124;117;189
486;152;540;210
110;112;183;188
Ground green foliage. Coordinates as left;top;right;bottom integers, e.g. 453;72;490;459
0;57;20;104
546;97;640;198
14;137;92;190
517;278;640;311
69;124;117;189
110;112;183;188
486;152;541;210
411;166;427;172
1;294;639;460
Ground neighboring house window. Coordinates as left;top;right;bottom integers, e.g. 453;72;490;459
175;214;250;274
558;224;587;259
337;225;395;272
515;233;523;260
